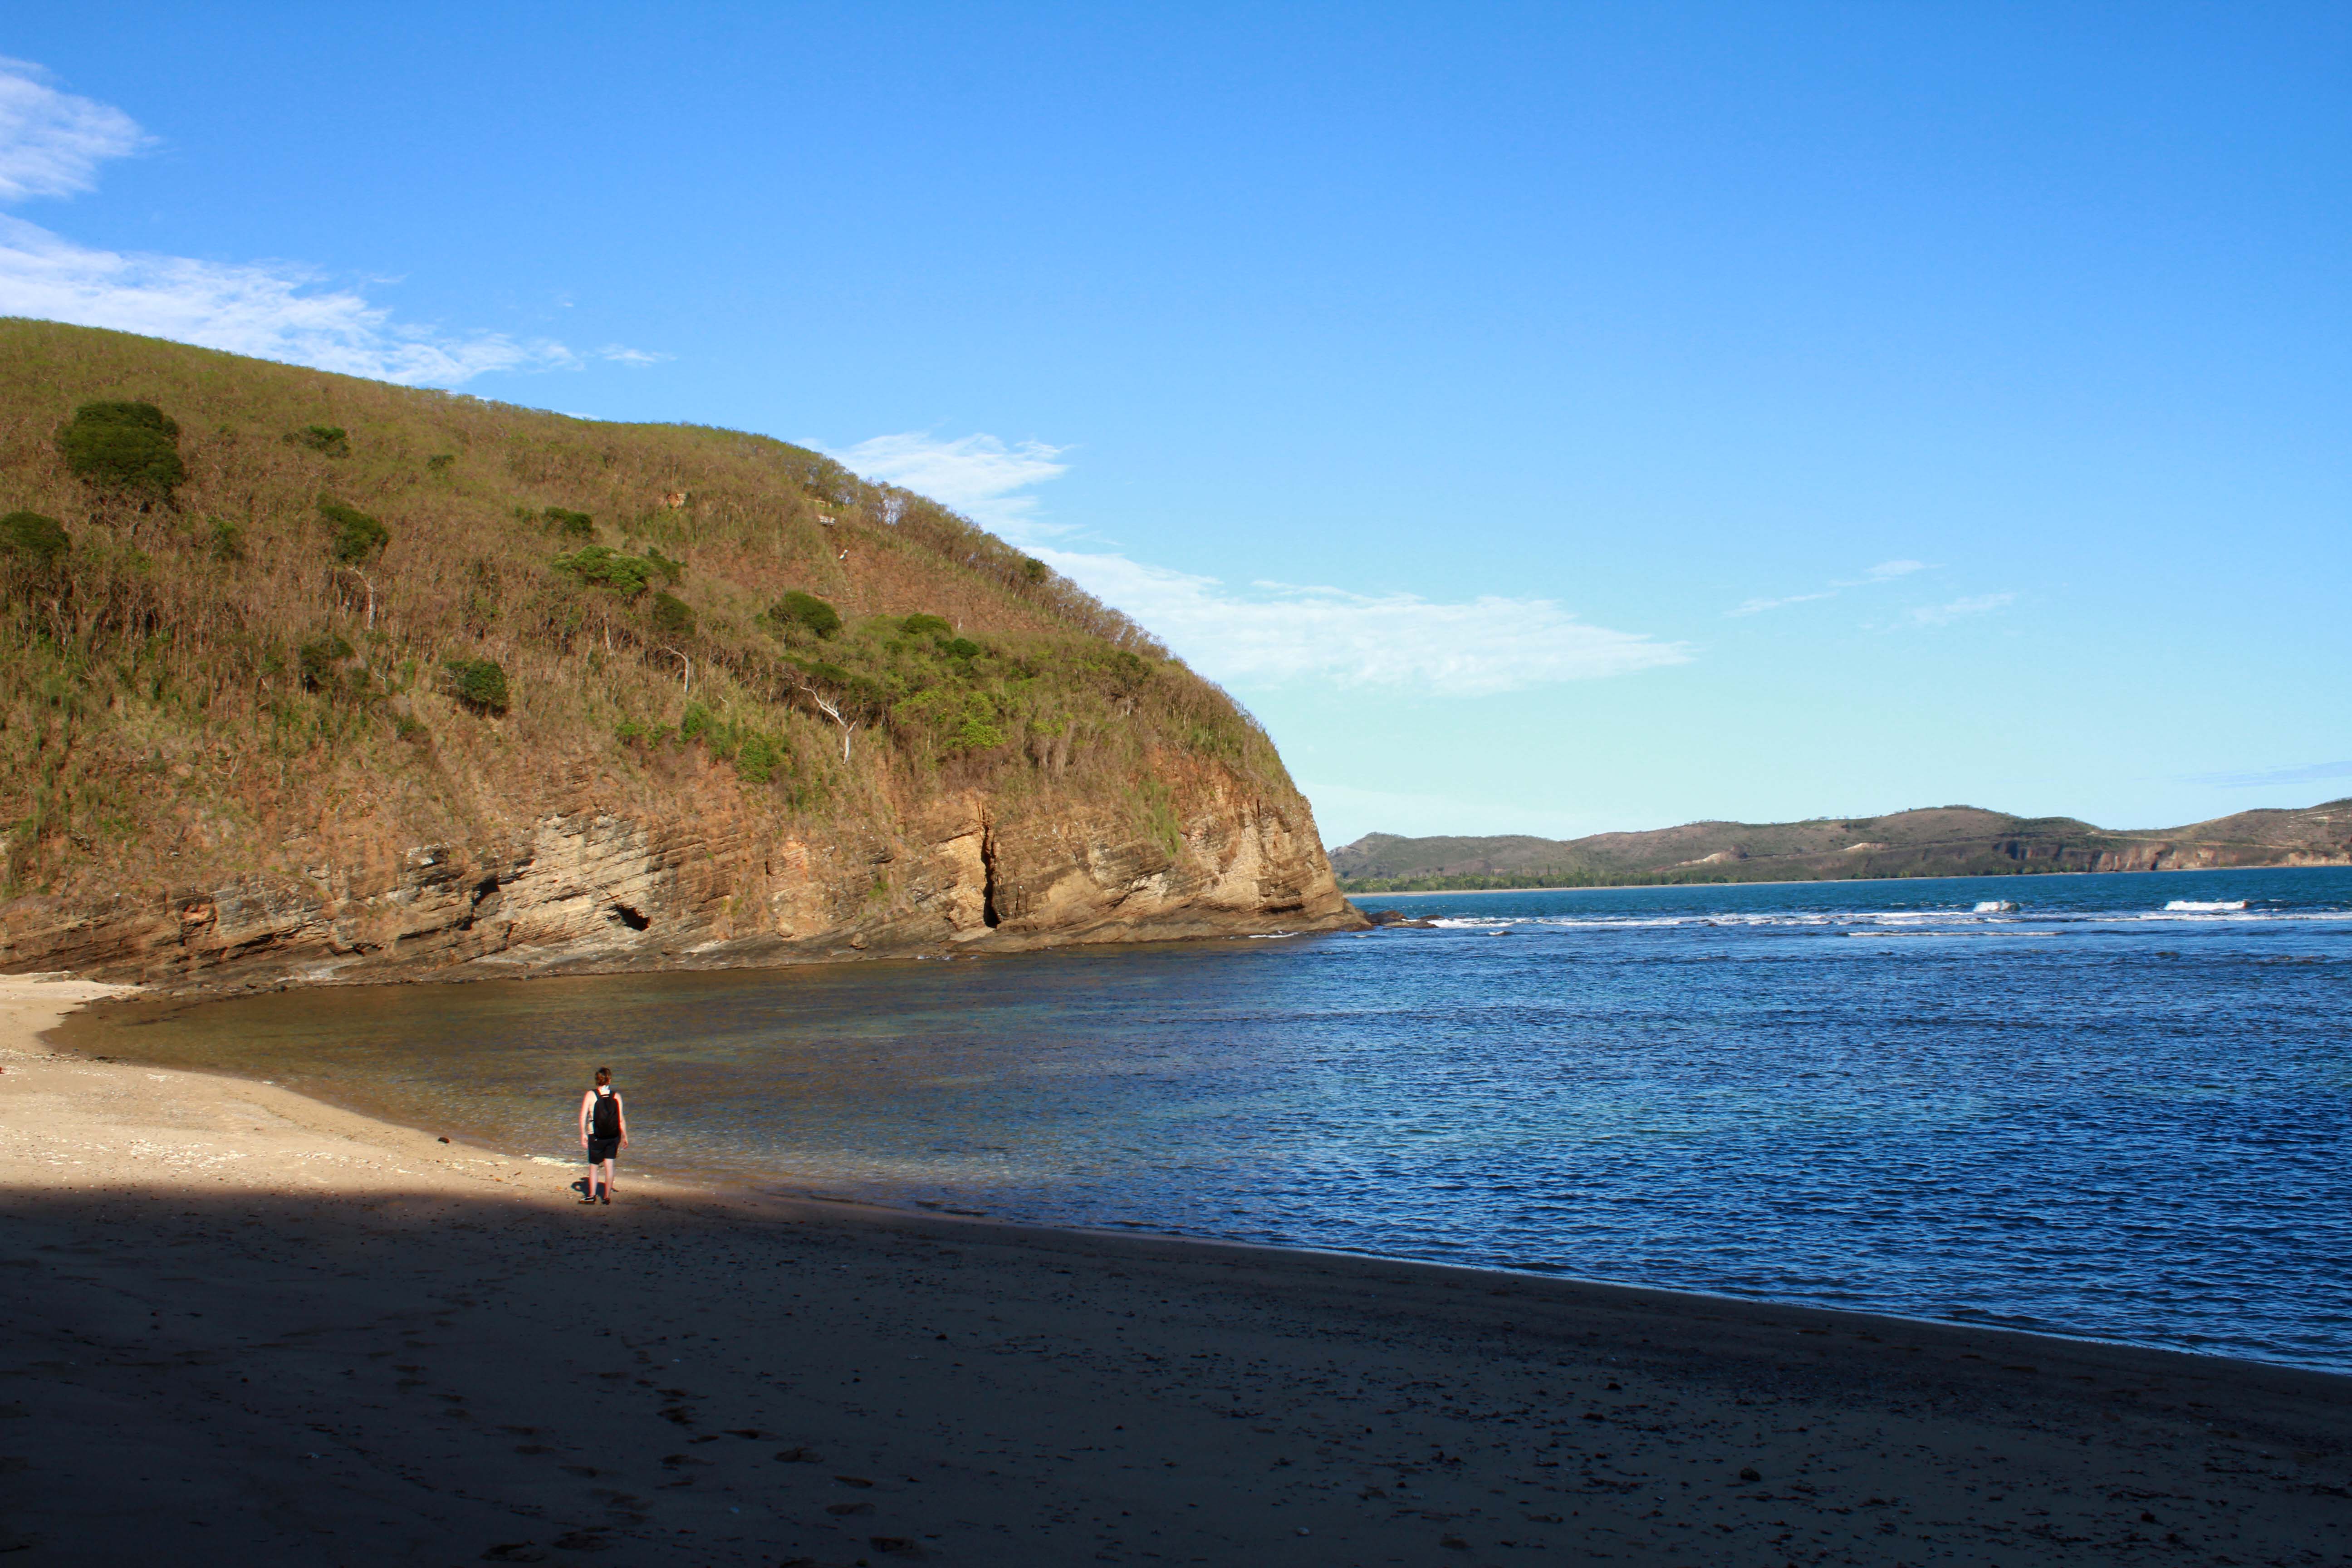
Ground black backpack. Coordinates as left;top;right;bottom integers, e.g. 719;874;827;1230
590;1089;622;1138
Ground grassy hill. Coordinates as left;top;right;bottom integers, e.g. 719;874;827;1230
1330;801;2352;892
0;319;1352;984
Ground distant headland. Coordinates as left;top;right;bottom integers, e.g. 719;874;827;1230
1329;800;2352;893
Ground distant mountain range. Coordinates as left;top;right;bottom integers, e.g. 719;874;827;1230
1328;801;2352;892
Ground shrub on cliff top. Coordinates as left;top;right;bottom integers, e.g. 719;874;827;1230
553;543;682;598
289;425;349;456
442;657;509;715
298;633;353;691
674;700;790;784
56;401;186;497
650;590;695;637
898;613;980;662
319;499;390;564
771;590;840;639
0;510;71;567
543;506;594;539
734;730;785;783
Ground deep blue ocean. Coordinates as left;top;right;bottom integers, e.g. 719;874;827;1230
64;866;2352;1372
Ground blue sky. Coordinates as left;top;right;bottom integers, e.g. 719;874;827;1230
3;4;2346;844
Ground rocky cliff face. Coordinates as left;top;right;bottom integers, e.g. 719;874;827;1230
0;753;1356;990
2082;843;2352;874
0;323;1362;990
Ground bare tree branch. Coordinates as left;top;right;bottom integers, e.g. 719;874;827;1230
798;679;858;762
331;565;376;630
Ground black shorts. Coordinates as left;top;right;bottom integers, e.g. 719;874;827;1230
587;1136;620;1164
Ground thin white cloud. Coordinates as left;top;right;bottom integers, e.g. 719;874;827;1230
0;59;657;387
598;343;670;366
830;431;1071;535
2183;759;2352;789
0;58;145;201
833;429;1688;696
1727;557;1931;617
1902;591;2016;628
1039;549;1687;697
1728;588;1838;617
0;216;589;384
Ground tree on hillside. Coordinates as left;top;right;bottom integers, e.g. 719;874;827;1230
650;591;695;637
319;499;389;564
317;499;389;628
298;633;353;692
0;510;71;568
552;543;682;598
56;401;185;499
769;590;840;640
442;658;509;715
797;677;860;761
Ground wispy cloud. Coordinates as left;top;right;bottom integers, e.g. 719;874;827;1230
2183;759;2352;789
1727;558;1928;617
0;216;607;384
831;430;1687;697
828;431;1071;535
1728;588;1838;617
0;58;144;200
1040;549;1690;696
1902;591;2015;628
0;58;658;387
597;343;671;367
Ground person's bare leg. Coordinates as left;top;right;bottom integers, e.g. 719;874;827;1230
600;1158;614;1201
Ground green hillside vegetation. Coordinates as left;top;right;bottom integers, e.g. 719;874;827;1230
0;319;1288;904
1332;801;2352;892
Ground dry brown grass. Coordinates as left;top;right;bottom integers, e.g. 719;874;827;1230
0;319;1298;906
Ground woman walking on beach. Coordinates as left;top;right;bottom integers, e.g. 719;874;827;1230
578;1067;628;1205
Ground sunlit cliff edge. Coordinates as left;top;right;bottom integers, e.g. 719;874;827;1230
0;320;1359;990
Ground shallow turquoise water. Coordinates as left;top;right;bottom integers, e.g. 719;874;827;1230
61;866;2352;1372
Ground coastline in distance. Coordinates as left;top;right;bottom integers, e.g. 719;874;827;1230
1330;799;2352;892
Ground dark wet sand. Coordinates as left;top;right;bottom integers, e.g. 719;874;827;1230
4;985;2349;1566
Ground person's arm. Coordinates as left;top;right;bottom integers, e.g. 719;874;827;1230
579;1089;593;1148
617;1097;629;1147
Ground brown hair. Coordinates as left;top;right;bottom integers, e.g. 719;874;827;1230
594;1067;612;1086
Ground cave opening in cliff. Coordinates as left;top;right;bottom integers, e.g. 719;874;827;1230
980;833;1002;929
608;902;651;931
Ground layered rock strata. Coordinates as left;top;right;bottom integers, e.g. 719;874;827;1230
0;775;1358;990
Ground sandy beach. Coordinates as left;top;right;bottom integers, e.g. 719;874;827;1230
3;978;2348;1567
